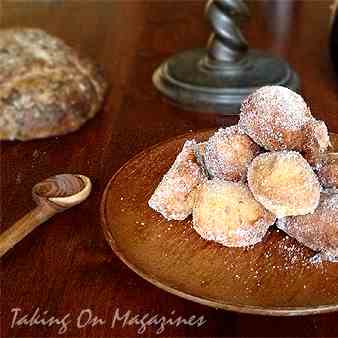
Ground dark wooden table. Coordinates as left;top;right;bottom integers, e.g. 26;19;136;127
2;1;338;337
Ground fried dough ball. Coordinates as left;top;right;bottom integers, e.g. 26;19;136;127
247;151;321;218
193;180;276;247
303;120;330;166
149;140;206;220
277;194;338;259
318;153;338;191
239;86;313;151
204;126;260;181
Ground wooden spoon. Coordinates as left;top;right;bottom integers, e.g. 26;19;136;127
0;174;92;257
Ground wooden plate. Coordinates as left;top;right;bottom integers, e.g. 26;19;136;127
101;131;338;316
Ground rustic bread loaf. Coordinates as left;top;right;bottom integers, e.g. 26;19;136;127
0;28;107;140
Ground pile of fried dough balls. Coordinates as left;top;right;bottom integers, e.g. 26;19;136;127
149;86;338;261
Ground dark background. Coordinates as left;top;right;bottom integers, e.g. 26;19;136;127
1;0;338;337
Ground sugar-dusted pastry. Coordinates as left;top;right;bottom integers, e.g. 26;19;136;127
277;194;338;260
303;119;330;166
204;126;260;181
247;151;321;218
149;140;206;221
0;28;107;140
239;86;313;151
318;153;338;191
193;180;276;247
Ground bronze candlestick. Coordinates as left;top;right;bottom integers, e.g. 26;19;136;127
153;0;300;114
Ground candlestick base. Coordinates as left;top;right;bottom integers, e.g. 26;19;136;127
153;48;300;114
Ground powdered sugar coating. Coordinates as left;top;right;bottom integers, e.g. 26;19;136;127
148;140;206;221
277;193;338;260
303;120;330;166
193;180;276;247
204;125;260;181
239;86;312;151
247;151;321;218
317;153;338;191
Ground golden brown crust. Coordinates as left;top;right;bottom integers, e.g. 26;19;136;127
247;151;321;218
318;154;338;190
302;120;330;166
239;86;330;166
239;86;312;151
204;126;260;181
0;28;107;140
193;180;276;247
148;140;207;221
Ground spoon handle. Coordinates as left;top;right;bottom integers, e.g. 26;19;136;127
0;174;91;258
0;204;56;258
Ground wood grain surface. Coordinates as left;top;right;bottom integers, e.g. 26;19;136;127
2;0;338;337
0;174;92;257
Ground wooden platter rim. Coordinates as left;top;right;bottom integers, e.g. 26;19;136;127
100;130;338;316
